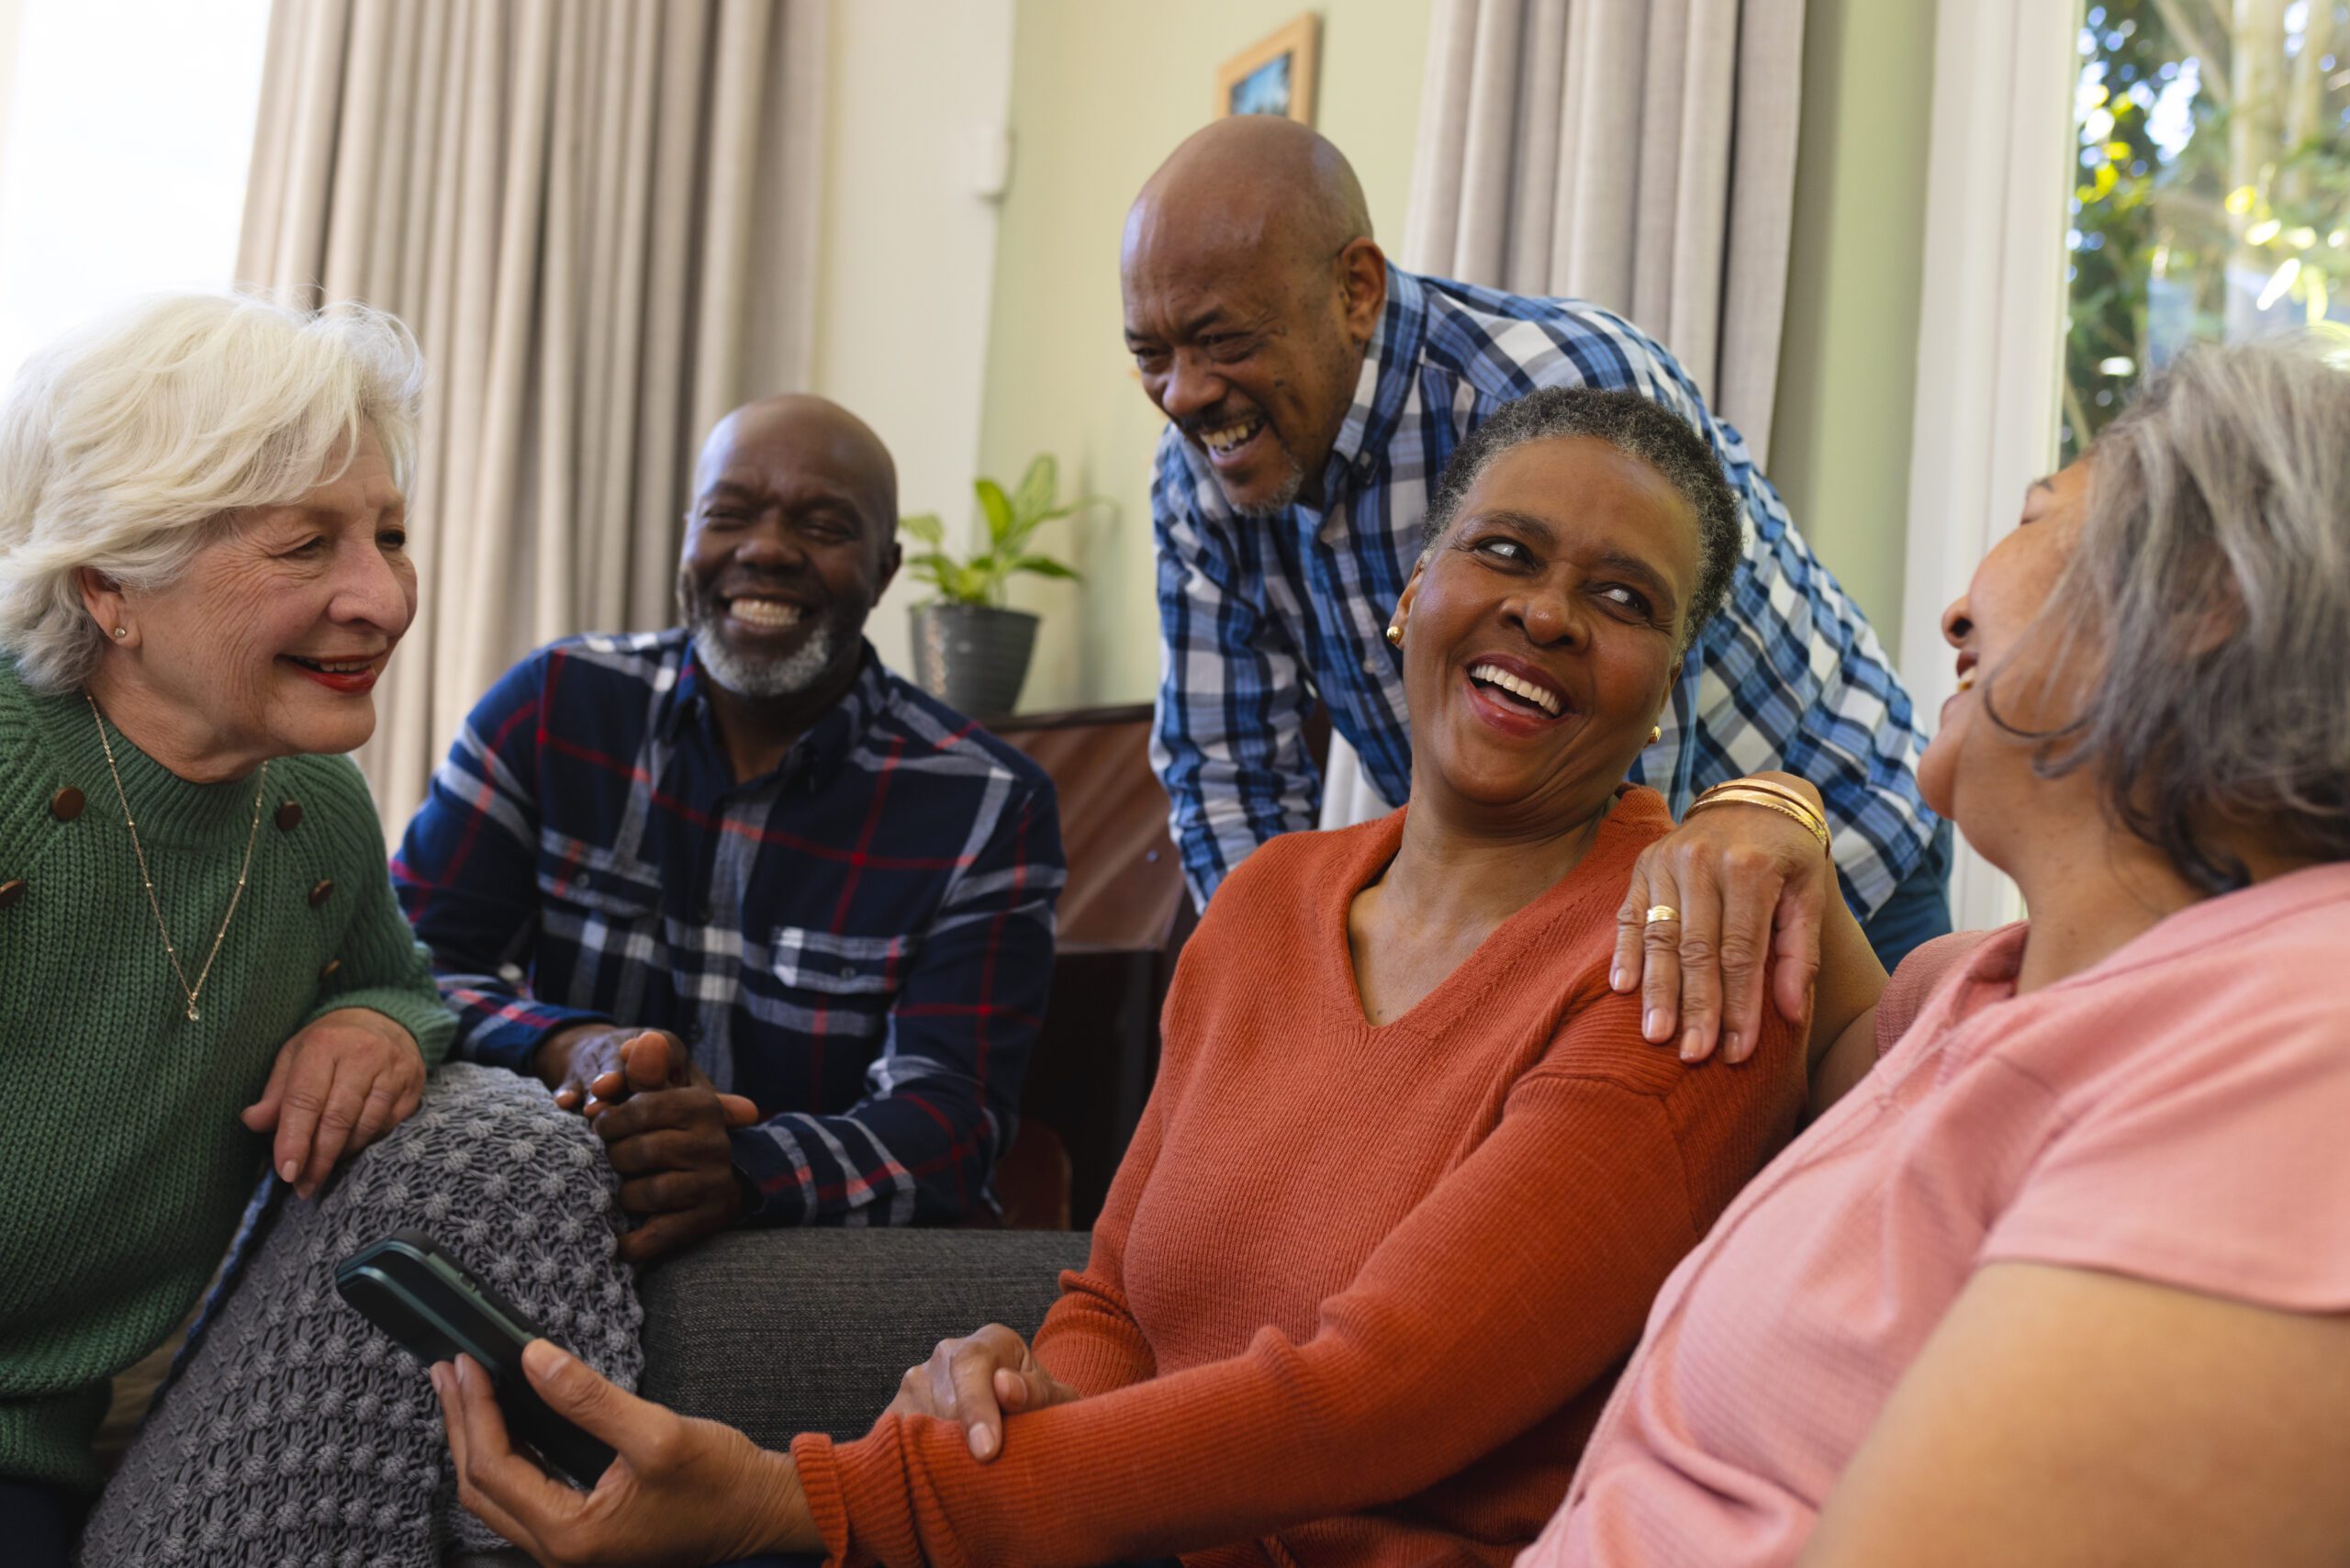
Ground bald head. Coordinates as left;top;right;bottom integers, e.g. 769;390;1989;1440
1122;123;1388;517
696;394;897;529
1128;117;1371;274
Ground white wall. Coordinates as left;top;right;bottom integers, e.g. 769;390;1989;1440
807;0;1016;678
0;0;268;386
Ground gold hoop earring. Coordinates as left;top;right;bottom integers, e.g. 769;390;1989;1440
1384;624;1403;647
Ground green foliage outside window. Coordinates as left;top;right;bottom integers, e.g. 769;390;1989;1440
2065;0;2349;460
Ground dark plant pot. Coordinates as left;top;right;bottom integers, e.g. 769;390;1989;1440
910;602;1038;719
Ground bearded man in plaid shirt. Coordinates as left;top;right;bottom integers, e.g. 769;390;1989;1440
1133;118;1952;1026
395;396;1063;1260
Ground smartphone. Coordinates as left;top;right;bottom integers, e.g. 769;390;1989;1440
335;1229;617;1489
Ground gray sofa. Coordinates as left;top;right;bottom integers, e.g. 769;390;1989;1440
453;1227;1090;1566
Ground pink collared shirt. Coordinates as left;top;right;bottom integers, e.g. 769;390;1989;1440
1524;862;2350;1568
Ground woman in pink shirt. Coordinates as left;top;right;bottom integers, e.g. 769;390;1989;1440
1525;337;2350;1568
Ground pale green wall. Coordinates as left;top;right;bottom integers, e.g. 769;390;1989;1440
1770;0;1939;652
977;0;1434;711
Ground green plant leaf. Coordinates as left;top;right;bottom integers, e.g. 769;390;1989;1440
1011;454;1058;526
951;564;997;603
975;478;1015;547
1009;554;1079;581
900;511;944;546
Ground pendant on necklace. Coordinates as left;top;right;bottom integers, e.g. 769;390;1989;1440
185;1001;199;1023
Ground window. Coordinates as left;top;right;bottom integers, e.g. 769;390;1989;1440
0;0;272;387
2063;0;2350;459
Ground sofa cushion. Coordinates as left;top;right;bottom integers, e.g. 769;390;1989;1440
450;1227;1088;1564
638;1227;1090;1446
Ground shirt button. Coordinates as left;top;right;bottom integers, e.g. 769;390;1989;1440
839;965;856;980
50;786;84;822
308;879;336;907
0;879;25;910
275;800;304;832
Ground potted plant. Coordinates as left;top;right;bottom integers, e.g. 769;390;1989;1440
901;454;1085;719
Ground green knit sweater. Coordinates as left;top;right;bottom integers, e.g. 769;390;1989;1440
0;655;454;1491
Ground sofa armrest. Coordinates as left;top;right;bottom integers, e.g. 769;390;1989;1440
636;1227;1091;1448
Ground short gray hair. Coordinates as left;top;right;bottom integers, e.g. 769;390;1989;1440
1997;336;2350;892
0;292;425;693
1420;386;1741;650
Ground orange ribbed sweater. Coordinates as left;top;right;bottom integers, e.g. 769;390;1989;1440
791;789;1803;1568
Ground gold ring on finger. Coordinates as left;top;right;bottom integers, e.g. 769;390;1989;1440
1645;904;1681;925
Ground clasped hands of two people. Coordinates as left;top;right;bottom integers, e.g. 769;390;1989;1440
431;778;1837;1566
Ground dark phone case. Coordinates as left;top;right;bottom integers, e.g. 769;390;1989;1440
334;1229;617;1489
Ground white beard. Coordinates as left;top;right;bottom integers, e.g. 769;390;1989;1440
691;614;837;699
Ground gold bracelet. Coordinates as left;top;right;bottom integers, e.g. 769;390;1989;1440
1695;778;1830;839
1695;775;1826;822
1693;783;1830;834
1684;789;1831;851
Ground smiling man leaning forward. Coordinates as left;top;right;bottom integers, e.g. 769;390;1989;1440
392;396;1065;1259
1131;117;1953;997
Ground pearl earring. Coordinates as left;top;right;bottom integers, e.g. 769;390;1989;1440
1384;624;1403;647
112;626;128;640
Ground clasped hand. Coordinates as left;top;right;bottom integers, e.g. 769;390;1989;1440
537;1025;761;1263
883;1323;1080;1461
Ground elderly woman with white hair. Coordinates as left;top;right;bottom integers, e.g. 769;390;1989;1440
0;294;635;1568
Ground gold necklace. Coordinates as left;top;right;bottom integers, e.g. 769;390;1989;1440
86;694;268;1024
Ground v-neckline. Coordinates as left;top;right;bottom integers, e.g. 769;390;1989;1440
1326;796;1637;1038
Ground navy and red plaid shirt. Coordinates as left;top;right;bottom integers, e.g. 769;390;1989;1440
391;630;1064;1226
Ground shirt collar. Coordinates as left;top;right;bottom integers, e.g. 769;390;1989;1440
663;633;889;792
1326;263;1430;489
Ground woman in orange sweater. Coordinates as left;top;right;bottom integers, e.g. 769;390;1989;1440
435;386;1809;1568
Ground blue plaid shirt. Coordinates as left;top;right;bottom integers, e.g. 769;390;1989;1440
393;631;1064;1226
1151;265;1936;916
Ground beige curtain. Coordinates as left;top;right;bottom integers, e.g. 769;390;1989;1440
239;0;827;835
1404;0;1805;463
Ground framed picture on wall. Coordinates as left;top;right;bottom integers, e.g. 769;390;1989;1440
1214;13;1320;126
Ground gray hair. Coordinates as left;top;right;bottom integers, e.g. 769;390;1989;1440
1420;386;1741;650
0;292;425;693
1996;336;2350;892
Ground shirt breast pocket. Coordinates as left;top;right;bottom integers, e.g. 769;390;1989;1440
767;925;915;1000
535;864;662;942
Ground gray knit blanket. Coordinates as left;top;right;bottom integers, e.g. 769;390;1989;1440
79;1062;643;1566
